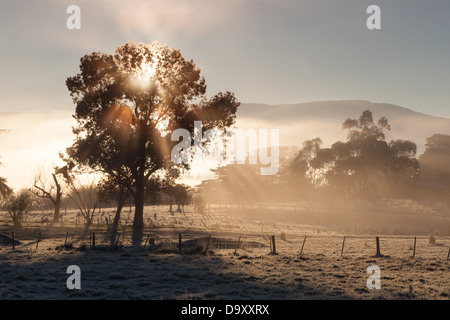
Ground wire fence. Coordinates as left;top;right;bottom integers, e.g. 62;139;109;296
1;203;449;261
3;228;449;262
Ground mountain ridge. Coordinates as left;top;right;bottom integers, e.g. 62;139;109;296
236;100;450;153
238;100;449;121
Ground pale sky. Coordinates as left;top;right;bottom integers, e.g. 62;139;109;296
1;0;450;190
1;0;450;116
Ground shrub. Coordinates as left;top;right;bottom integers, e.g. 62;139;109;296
4;189;34;229
429;234;436;245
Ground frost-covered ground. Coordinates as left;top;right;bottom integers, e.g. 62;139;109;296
0;206;448;300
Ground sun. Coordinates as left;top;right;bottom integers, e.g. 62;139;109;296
141;57;156;77
137;57;157;86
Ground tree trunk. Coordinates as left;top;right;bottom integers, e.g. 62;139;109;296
132;175;145;246
110;194;125;244
169;198;173;213
53;199;61;223
52;173;62;223
84;219;92;233
78;216;92;239
12;211;21;230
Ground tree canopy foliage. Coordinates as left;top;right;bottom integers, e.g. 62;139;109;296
419;134;450;187
63;41;239;242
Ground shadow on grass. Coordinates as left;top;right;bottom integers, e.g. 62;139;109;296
0;241;359;300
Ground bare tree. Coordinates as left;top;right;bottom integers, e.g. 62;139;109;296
61;170;99;233
31;168;63;223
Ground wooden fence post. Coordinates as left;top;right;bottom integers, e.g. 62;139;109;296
205;234;211;253
271;235;276;255
375;237;381;257
234;236;241;255
412;237;417;258
300;236;307;257
341;236;346;257
143;234;150;250
36;232;41;251
268;236;272;254
64;232;69;247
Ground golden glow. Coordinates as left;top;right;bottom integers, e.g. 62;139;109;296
155;117;170;135
137;57;157;86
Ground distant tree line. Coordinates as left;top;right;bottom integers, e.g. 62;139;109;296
199;110;450;205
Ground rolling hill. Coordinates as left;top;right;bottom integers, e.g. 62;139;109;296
236;100;450;153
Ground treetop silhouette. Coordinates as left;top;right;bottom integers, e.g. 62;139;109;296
63;41;239;243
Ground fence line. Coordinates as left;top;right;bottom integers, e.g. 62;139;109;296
4;228;450;261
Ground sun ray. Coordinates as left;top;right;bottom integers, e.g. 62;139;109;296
137;56;157;87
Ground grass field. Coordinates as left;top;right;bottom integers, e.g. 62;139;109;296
0;205;449;300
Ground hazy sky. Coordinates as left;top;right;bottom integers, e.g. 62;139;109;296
1;0;450;190
1;0;450;116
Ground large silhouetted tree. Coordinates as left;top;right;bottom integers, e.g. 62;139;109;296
64;41;239;244
309;110;418;199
